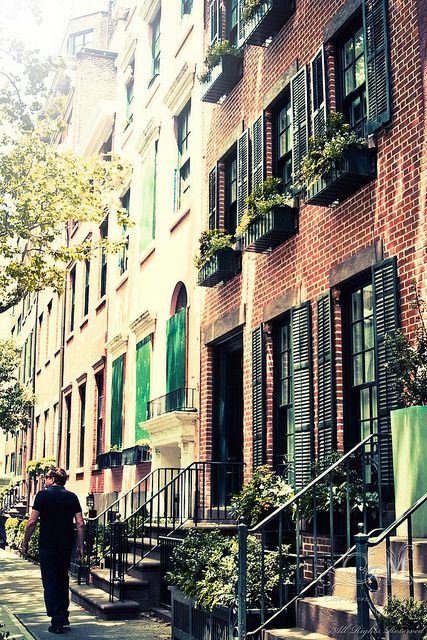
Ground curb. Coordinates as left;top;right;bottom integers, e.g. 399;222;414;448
0;604;36;639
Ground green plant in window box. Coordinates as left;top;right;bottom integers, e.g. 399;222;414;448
236;177;294;237
197;40;239;84
108;445;121;453
241;0;266;22
300;112;364;187
194;229;234;270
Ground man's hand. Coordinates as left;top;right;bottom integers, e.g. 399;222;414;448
76;545;84;561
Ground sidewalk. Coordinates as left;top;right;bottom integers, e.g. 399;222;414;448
0;549;171;639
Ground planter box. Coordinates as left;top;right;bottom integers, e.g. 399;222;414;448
238;205;298;252
96;451;122;469
304;146;376;207
201;54;243;104
121;445;151;465
197;249;239;288
170;587;271;640
391;406;427;536
239;0;295;47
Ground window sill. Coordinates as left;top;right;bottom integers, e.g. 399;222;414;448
80;315;89;330
75;467;84;475
170;207;190;233
66;332;74;344
140;243;155;267
95;296;106;312
145;75;160;109
54;347;61;358
115;272;129;292
36;367;42;377
44;358;51;368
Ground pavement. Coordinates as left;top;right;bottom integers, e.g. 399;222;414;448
0;549;171;640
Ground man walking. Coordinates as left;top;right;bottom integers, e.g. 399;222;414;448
22;467;85;635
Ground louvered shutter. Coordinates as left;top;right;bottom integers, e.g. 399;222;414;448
135;336;151;441
311;48;327;138
208;166;218;229
363;0;392;133
252;325;266;470
111;354;124;448
291;302;314;490
210;0;220;44
237;129;250;224
372;257;399;486
291;67;309;181
252;114;264;191
166;307;186;394
237;0;245;47
317;292;336;458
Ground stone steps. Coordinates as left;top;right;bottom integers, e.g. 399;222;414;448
69;583;140;620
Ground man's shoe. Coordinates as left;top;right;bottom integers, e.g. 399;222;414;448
48;625;64;634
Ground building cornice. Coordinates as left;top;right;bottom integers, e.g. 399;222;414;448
135;118;160;156
106;332;129;354
129;310;156;340
163;62;196;115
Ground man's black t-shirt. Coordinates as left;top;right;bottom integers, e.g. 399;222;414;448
33;486;82;552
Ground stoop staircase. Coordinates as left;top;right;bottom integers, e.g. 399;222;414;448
70;461;242;620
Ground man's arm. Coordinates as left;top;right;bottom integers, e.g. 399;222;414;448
22;509;39;555
75;512;85;561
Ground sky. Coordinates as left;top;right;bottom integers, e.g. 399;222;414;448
0;0;109;54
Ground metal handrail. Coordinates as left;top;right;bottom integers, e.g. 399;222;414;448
368;492;427;547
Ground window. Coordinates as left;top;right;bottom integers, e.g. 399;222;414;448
37;313;43;369
274;96;293;194
68;30;93;56
119;191;130;275
65;394;72;470
100;218;108;297
69;266;76;332
140;144;157;252
177;101;191;208
10;452;15;474
151;11;161;78
339;25;367;136
43;410;48;458
181;0;193;15
209;0;220;44
79;384;86;468
95;371;104;457
224;149;237;234
126;60;135;125
46;301;52;361
226;0;238;47
84;260;90;317
273;318;294;476
111;355;124;449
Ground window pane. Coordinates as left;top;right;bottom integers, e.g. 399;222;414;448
352;321;363;353
355;55;365;87
345;68;354;96
364;317;374;348
344;38;354;67
365;349;375;382
353;354;363;386
352;290;362;321
354;29;364;58
363;285;373;316
360;387;370;420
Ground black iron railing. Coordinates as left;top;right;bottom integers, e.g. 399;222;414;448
0;480;26;515
237;433;389;639
356;491;427;640
147;387;197;419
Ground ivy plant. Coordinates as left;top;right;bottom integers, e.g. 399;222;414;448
194;229;234;269
236;177;294;237
384;596;427;634
198;40;239;84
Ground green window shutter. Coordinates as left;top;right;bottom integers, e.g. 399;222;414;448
363;0;392;134
237;129;250;224
311;47;327;138
111;354;124;448
208;166;218;230
372;257;399;486
252;325;266;470
317;292;336;458
166;307;186;394
291;67;309;181
140;142;157;252
135;336;151;441
252;114;264;191
291;301;314;490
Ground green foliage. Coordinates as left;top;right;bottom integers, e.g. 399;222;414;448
5;517;20;548
0;40;130;312
0;621;11;640
26;456;56;476
198;40;239;83
236;177;294;236
108;445;121;453
228;465;294;527
166;529;292;611
384;283;427;406
298;452;379;522
300;112;364;186
27;523;40;560
194;229;234;269
384;597;427;633
0;339;34;434
241;0;265;22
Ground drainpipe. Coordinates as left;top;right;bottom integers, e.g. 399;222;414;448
56;225;70;465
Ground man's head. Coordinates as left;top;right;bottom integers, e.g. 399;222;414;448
45;467;67;486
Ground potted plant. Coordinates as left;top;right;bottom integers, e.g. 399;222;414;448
194;229;237;287
301;112;373;207
383;596;427;640
199;40;242;103
385;283;427;536
236;177;297;252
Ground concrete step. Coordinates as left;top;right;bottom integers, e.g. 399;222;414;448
330;566;427;604
150;605;172;624
70;582;140;620
91;568;149;603
296;596;377;640
368;537;427;574
263;628;334;640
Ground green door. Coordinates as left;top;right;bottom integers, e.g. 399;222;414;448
135;336;151;441
111;354;124;448
166;307;186;394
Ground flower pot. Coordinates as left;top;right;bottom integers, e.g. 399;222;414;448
391;406;427;536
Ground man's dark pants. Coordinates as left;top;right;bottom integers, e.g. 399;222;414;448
39;548;72;627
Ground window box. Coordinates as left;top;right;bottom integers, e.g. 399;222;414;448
96;451;122;469
121;445;151;465
201;54;243;104
237;204;298;253
197;248;238;287
239;0;295;47
304;146;376;207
